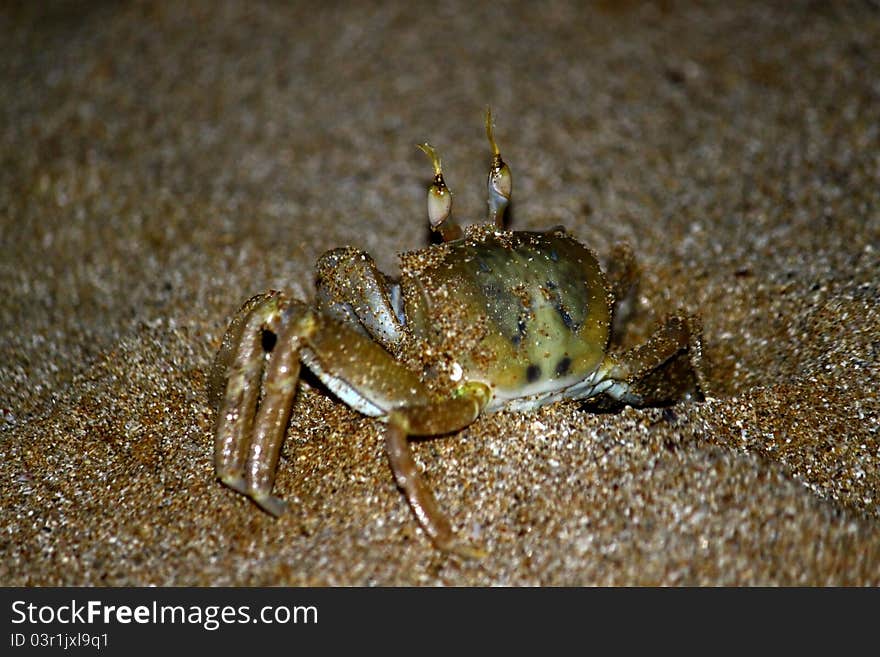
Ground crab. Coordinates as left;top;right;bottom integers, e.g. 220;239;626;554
208;111;706;557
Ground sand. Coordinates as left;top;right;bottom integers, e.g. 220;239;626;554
2;1;878;585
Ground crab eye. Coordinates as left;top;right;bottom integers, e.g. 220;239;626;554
427;173;452;229
488;156;512;209
485;108;512;226
418;143;453;229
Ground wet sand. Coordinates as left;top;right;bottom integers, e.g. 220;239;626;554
2;1;878;585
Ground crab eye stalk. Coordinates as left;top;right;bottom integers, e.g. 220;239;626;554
485;108;512;229
418;142;462;242
417;143;452;228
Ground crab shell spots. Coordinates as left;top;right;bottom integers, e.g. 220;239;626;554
526;363;542;383
555;356;572;377
400;228;612;396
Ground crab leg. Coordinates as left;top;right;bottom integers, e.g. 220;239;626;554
208;292;281;411
385;383;490;558
211;293;282;494
600;314;707;406
243;320;302;516
603;242;640;340
301;317;490;556
212;292;291;516
213;295;490;555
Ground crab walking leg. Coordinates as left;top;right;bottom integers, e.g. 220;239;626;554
213;292;286;499
208;292;280;411
303;314;491;555
214;295;491;552
243;326;302;516
385;383;491;558
601;314;706;406
603;242;640;340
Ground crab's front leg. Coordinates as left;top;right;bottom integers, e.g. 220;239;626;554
211;293;490;557
383;384;490;558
